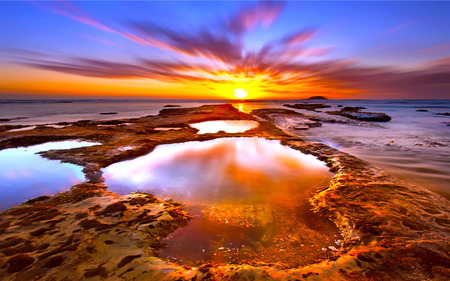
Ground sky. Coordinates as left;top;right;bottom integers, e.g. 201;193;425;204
0;0;449;100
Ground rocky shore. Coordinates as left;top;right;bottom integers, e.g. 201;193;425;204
0;104;449;280
327;106;392;122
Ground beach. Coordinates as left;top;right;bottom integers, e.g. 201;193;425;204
0;102;449;280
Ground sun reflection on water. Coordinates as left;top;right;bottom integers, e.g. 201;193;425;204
103;137;340;267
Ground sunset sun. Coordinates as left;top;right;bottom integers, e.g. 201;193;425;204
233;88;248;99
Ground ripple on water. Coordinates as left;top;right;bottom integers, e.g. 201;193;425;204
103;137;341;267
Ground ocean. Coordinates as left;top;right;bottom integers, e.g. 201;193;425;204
1;98;449;199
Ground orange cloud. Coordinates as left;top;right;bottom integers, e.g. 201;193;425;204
4;1;450;100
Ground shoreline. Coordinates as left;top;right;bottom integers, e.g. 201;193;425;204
0;104;449;280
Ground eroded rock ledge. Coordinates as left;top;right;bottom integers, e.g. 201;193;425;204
0;104;449;280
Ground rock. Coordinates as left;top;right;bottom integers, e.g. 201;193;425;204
45;256;65;268
307;96;328;100
284;103;331;111
95;202;127;216
163;105;181;108
328;107;391;122
99;112;117;115
84;266;108;278
252;108;322;130
118;255;141;268
416;109;428;112
0;103;448;281
8;254;35;273
436;112;450;116
340;111;391;122
340;106;367;111
0;117;28;123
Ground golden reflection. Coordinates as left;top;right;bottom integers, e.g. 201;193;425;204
103;138;340;267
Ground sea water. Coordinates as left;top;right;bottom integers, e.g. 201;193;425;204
103;137;339;266
0;140;99;210
1;99;449;198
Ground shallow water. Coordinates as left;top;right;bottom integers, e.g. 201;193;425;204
233;100;450;199
103;137;340;267
3;99;448;200
190;120;259;134
0;141;99;211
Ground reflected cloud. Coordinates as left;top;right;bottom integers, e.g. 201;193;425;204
190;120;259;134
103;137;331;203
0;141;99;211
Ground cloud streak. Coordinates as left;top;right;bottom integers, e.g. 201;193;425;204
11;1;450;99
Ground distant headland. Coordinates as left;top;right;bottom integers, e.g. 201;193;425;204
307;96;328;100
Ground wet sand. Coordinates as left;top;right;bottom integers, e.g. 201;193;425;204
0;104;449;280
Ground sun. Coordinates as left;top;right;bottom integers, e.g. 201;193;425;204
233;88;248;99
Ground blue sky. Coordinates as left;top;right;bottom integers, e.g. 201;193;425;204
1;1;449;99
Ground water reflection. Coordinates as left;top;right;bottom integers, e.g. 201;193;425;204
0;141;99;211
189;120;259;134
103;137;339;267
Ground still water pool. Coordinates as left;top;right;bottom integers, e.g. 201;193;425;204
0;141;99;211
189;120;259;134
103;137;341;267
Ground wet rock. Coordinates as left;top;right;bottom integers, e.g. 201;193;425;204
0;135;75;150
340;106;367;111
99;112;117;115
45;256;65;268
284;103;331;111
328;106;391;121
0;117;28;123
95;202;127;216
8;254;35;273
79;219;109;229
252;108;322;130
24;196;51;204
30;227;50;237
416;109;428;112
341;111;391;121
0;237;24;249
436;112;450;116
2;241;36;256
118;255;141;268
75;212;88;220
84;266;108;278
164;105;181;107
